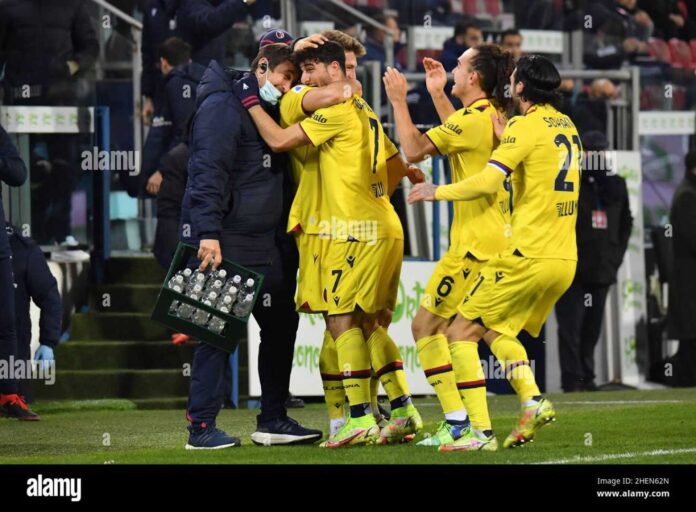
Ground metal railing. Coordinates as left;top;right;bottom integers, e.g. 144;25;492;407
91;0;143;164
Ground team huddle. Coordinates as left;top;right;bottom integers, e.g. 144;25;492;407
233;31;581;451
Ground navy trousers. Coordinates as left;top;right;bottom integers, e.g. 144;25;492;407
186;244;299;426
0;256;18;395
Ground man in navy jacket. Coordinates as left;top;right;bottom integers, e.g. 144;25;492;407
0;125;37;420
182;42;321;449
7;223;62;405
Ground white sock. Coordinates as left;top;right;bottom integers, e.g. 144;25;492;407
329;418;345;436
444;409;469;422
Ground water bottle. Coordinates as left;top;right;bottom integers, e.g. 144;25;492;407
179;268;193;280
168;299;180;316
188;270;208;290
205;279;224;294
170;284;183;294
192;300;212;325
231;274;242;287
188;283;204;299
207;306;230;334
240;278;255;297
215;294;234;311
232;294;254;317
167;274;185;289
205;291;218;304
211;268;227;282
177;295;199;319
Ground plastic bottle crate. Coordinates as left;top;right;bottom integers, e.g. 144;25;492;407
151;243;265;353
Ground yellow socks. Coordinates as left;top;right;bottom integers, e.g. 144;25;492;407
319;330;345;420
366;327;410;402
335;328;372;409
415;334;464;414
450;340;491;431
490;334;541;403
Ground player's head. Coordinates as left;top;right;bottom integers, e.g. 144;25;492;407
158;37;191;75
295;41;346;87
321;30;366;81
510;55;562;110
451;44;514;109
251;43;298;101
500;29;523;61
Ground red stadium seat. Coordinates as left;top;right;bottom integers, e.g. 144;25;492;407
646;38;672;64
668;38;696;69
484;0;502;16
690;40;696;62
417;49;443;63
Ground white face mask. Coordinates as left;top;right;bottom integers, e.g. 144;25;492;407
259;79;282;105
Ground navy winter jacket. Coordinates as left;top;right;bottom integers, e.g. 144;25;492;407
182;61;288;266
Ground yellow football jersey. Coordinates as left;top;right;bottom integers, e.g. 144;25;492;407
299;95;403;242
426;98;510;260
486;103;581;260
280;84;323;234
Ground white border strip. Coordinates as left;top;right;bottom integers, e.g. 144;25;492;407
535;448;696;465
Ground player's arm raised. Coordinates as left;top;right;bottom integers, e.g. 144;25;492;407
383;67;437;163
233;74;309;152
423;57;455;123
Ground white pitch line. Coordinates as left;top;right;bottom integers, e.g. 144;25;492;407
555;400;684;405
534;448;696;465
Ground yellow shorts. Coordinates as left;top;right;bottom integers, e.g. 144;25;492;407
294;233;329;313
323;238;403;315
421;251;486;320
458;250;576;338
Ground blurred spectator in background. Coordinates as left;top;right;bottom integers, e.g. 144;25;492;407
569;78;618;135
500;28;523;61
440;22;482;71
0;0;98;246
141;0;182;127
554;131;633;392
638;0;696;40
142;38;205;198
154;142;189;269
176;0;255;67
666;149;696;387
361;11;402;69
584;0;652;69
6;223;62;405
0;124;35;420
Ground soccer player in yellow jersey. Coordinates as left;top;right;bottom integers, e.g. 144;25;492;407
280;32;423;439
233;41;422;447
384;44;514;451
409;55;582;450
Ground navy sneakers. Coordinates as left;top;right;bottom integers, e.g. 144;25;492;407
251;416;322;446
185;422;241;450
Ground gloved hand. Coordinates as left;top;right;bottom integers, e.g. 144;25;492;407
233;73;260;110
34;345;55;371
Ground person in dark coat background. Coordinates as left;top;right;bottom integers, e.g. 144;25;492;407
440;22;482;72
142;37;206;197
0;0;99;245
554;131;633;392
666;149;696;387
154;142;189;269
6;223;62;406
141;0;182;125
0;124;36;420
176;0;255;68
181;41;321;449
